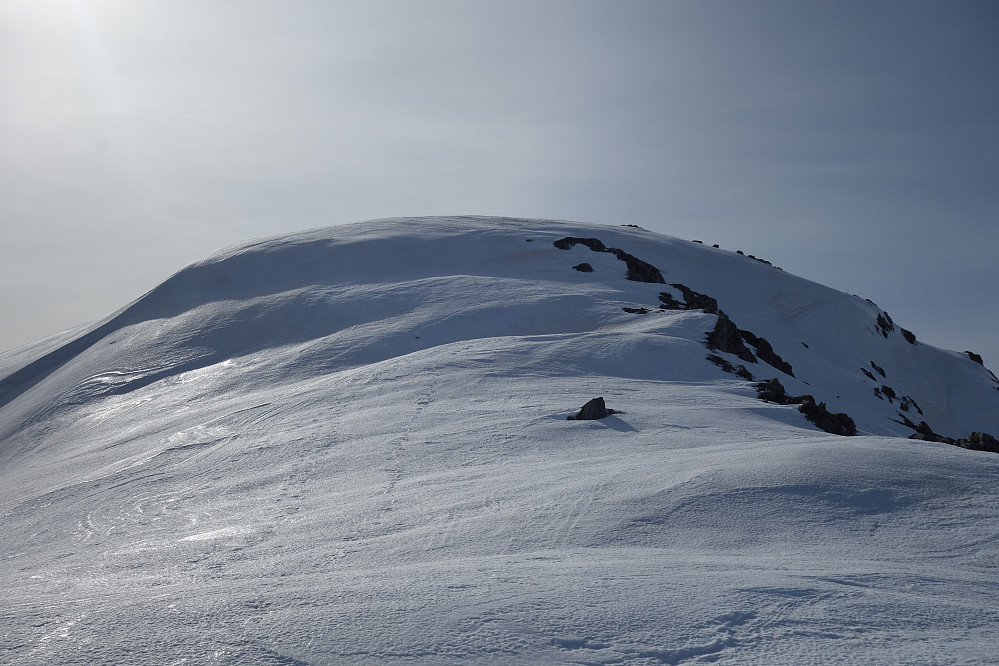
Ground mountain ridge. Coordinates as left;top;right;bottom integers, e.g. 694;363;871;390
7;215;994;443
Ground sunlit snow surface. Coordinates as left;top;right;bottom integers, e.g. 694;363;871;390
2;217;998;664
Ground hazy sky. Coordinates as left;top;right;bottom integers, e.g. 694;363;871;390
2;1;997;367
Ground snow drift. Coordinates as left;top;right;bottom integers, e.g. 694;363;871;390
1;216;997;664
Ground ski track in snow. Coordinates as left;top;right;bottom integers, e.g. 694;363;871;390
1;216;998;664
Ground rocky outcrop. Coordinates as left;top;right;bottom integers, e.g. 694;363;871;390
557;236;798;390
755;378;803;405
567;397;618;421
798;397;858;436
876;312;895;338
908;420;952;443
658;284;791;376
957;432;999;454
706;313;757;364
668;284;718;314
907;421;999;453
553;234;987;446
658;292;684;309
755;378;856;436
556;237;799;382
965;351;985;366
614;250;666;283
707;354;754;381
740;330;794;377
553;237;607;252
872;311;916;344
554;237;666;284
872;382;924;416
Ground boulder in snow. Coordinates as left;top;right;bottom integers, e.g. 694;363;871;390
567;397;617;421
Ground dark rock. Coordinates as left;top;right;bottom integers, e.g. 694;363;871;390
567;397;616;421
740;329;794;376
956;432;999;453
553;237;665;284
706;313;757;364
739;329;762;348
712;244;720;248
901;328;916;344
658;284;719;313
801;342;809;348
670;283;718;314
692;240;702;244
707;355;755;381
754;378;807;406
876;312;895;338
873;388;884;400
622;306;649;314
918;420;942;437
755;379;854;435
908;423;999;454
756;378;789;403
658;292;684;309
870;361;886;378
880;385;896;402
572;262;593;272
965;351;985;366
610;248;666;283
553;237;607;252
908;421;955;444
707;354;735;374
798;397;857;436
621;224;640;227
736;250;744;255
862;368;876;381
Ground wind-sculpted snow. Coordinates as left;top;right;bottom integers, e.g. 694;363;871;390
1;216;998;664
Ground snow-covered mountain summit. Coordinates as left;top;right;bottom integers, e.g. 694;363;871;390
2;216;998;664
2;216;995;446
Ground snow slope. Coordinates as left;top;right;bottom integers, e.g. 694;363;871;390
1;216;997;664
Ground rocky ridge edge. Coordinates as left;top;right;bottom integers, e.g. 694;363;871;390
555;234;995;447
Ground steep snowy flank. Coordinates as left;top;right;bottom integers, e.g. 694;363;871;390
1;216;998;664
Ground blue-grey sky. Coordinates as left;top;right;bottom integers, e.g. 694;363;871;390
2;1;997;367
